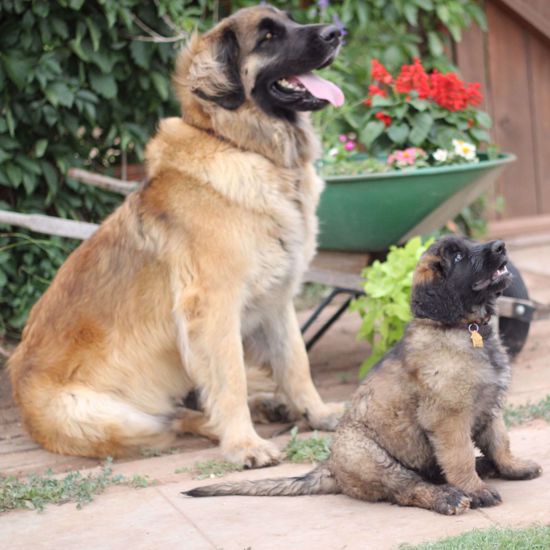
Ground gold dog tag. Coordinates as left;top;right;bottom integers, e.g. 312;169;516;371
468;323;484;348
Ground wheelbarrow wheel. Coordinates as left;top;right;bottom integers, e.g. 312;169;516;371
498;261;530;358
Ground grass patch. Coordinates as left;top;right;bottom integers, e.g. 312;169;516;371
0;458;154;513
504;395;550;427
283;427;331;463
176;460;244;480
400;525;550;549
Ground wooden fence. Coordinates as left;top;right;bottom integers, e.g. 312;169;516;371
455;0;550;220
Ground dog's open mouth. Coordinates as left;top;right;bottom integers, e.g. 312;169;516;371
473;262;510;291
272;68;344;107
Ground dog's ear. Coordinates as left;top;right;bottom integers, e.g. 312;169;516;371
411;281;463;325
411;251;463;324
194;28;245;110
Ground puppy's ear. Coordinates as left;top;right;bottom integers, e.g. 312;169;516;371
411;252;462;324
194;28;245;110
411;281;463;325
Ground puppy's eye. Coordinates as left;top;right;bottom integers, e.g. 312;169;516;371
265;32;273;40
454;252;463;263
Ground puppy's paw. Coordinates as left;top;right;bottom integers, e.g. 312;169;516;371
223;436;281;469
467;484;502;508
306;402;346;431
433;485;471;515
498;459;542;480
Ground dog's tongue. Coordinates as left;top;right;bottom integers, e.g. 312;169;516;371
293;73;345;107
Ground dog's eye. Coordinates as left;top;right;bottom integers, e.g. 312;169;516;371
454;252;463;263
264;32;273;40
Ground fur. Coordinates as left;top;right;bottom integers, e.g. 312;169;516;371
8;6;345;467
185;237;542;513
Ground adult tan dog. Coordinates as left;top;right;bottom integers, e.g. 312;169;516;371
185;237;542;512
9;6;346;467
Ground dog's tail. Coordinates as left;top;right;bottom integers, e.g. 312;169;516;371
183;464;340;498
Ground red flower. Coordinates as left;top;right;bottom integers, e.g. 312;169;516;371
363;98;372;107
368;84;387;97
465;82;482;107
430;71;484;111
375;112;392;127
371;59;393;84
395;58;430;99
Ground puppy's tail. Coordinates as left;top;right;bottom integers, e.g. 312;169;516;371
183;464;340;498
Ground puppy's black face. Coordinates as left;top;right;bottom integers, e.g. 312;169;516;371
411;236;512;325
251;14;343;117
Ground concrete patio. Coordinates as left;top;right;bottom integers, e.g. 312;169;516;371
1;236;550;549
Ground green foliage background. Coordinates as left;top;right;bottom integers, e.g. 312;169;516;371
0;0;485;337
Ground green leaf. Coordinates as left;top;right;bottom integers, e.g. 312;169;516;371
409;98;428;111
16;155;42;174
68;0;85;10
44;82;75;108
89;71;117;99
2;51;32;89
151;72;169;101
360;121;385;148
414;0;433;10
86;18;101;51
0;149;12;164
387;122;409;145
427;31;444;57
5;162;23;187
403;3;418;26
475;111;492;129
371;95;393;107
130;41;153;70
409;111;433;146
33;139;48;158
393;103;408;119
435;5;450;24
469;128;491;143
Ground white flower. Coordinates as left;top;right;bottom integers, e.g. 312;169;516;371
452;139;477;161
433;148;448;162
328;147;339;157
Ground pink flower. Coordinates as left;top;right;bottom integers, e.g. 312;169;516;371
344;141;355;151
339;134;348;143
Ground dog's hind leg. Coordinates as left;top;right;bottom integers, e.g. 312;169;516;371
22;384;178;458
261;303;344;431
330;427;471;515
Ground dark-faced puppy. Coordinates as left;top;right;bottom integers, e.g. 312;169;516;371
184;236;542;514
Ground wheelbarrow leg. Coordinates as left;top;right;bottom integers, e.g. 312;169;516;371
301;288;362;351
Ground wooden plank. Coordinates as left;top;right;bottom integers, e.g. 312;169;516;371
529;32;550;213
68;168;139;195
454;19;492;115
486;2;539;217
496;0;550;41
489;214;550;238
0;210;98;240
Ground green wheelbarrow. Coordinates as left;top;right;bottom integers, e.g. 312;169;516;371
302;153;550;356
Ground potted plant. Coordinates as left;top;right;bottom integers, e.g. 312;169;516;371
316;58;515;252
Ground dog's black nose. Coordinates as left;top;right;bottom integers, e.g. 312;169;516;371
319;25;341;43
491;240;506;255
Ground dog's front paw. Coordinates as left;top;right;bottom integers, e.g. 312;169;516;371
467;484;502;508
433;485;471;515
498;459;542;480
223;436;281;469
306;402;346;431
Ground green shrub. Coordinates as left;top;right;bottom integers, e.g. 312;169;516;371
351;236;433;377
0;0;211;337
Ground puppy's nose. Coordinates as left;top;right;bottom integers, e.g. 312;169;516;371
491;240;506;255
319;25;341;43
